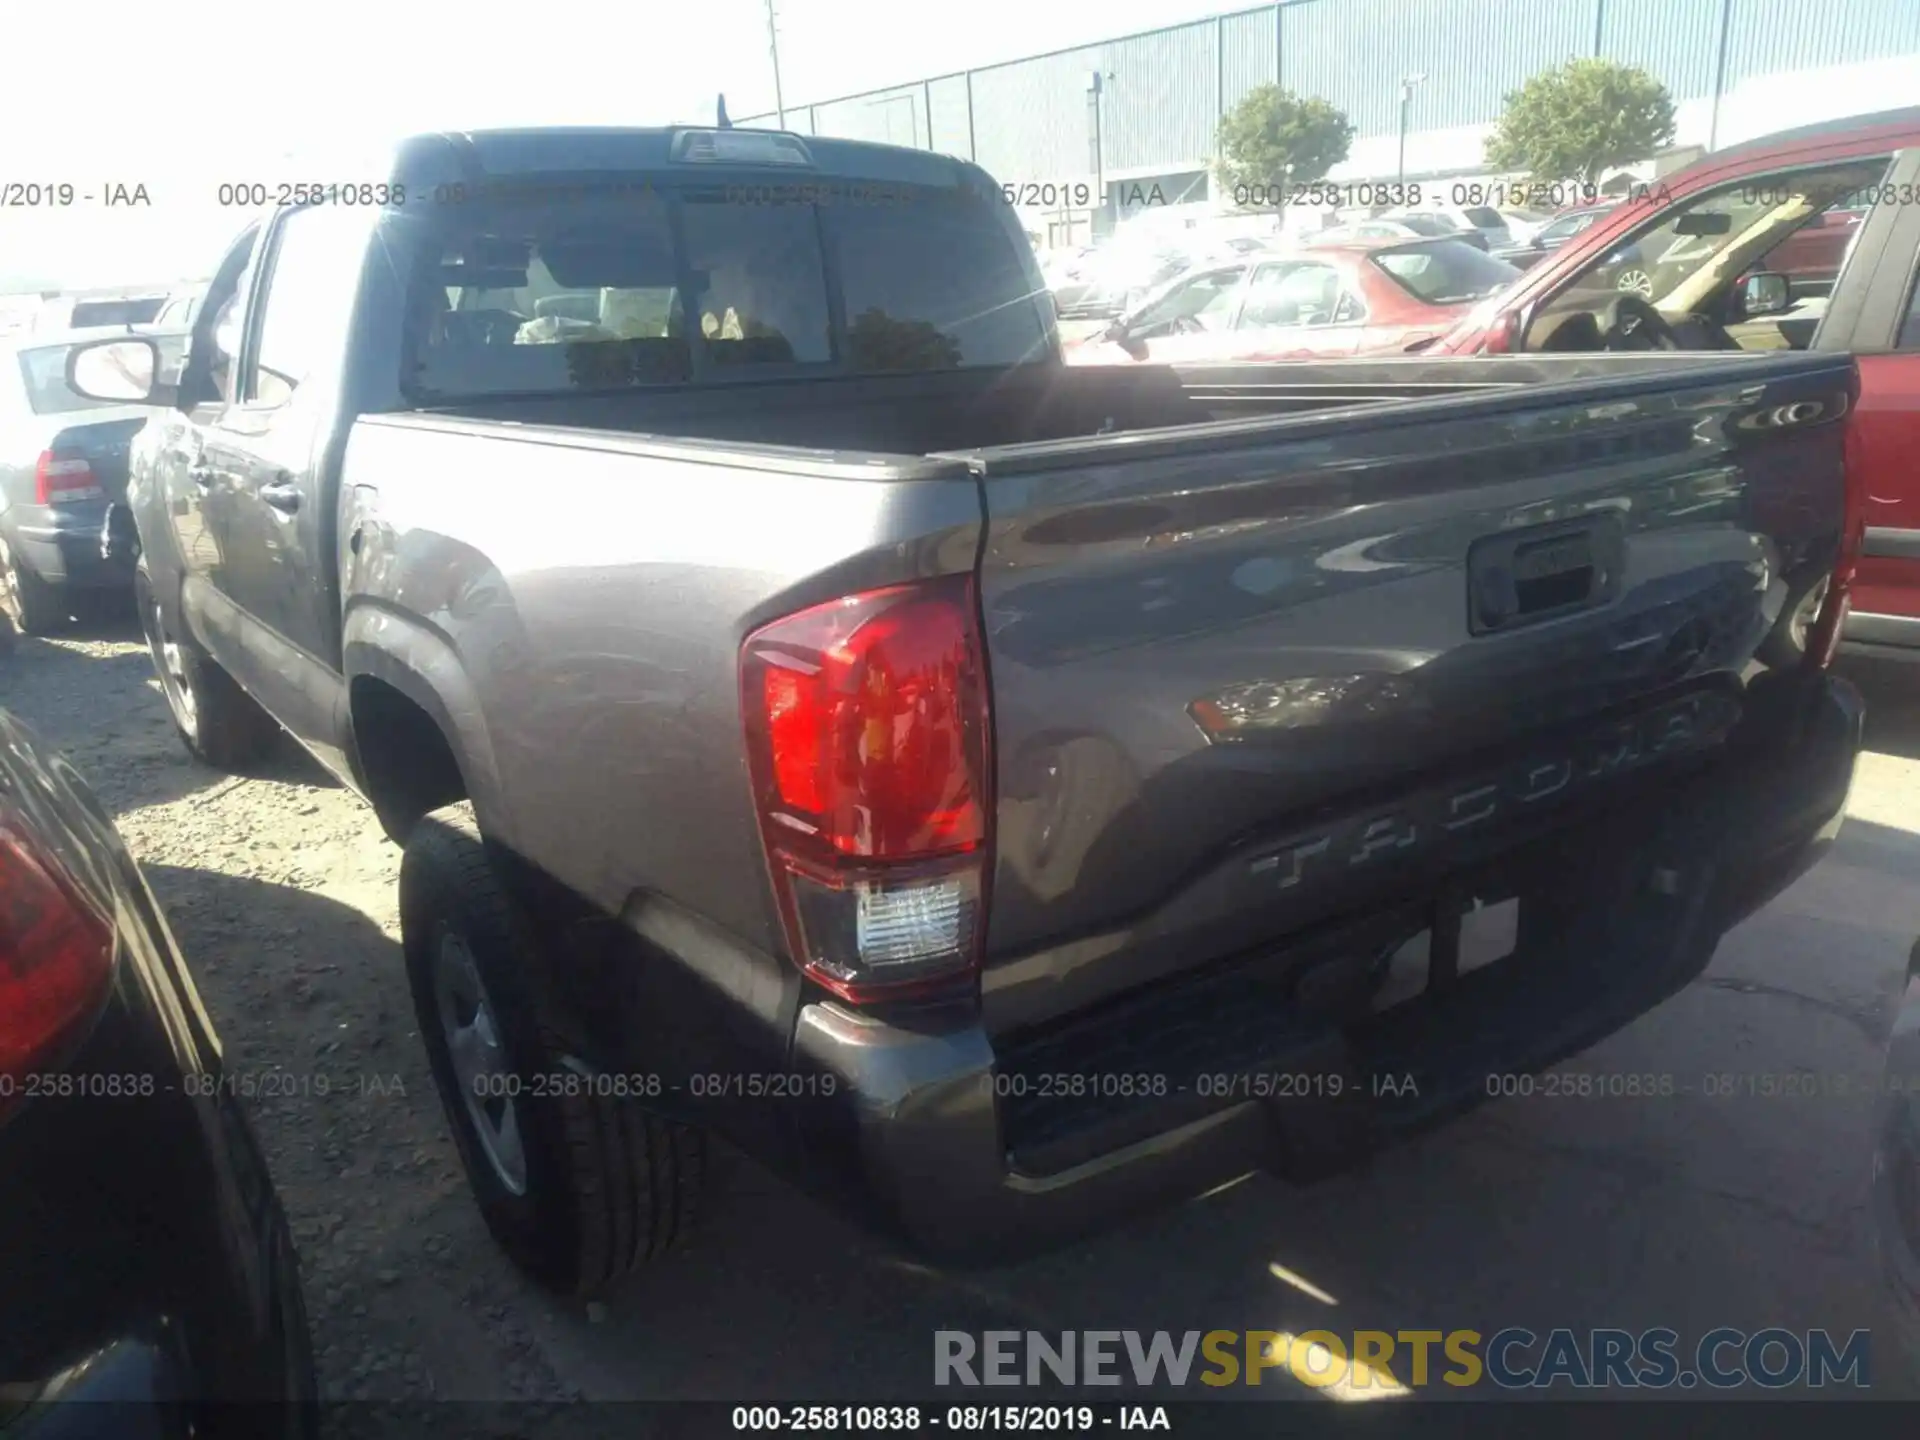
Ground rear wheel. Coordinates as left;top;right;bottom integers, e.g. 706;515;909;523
401;802;706;1297
0;539;70;635
136;563;278;769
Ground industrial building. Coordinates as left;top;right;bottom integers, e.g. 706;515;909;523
740;0;1920;247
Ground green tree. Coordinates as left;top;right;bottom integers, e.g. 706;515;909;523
1215;86;1355;208
1484;59;1677;187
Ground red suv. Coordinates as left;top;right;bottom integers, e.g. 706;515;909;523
1436;106;1920;665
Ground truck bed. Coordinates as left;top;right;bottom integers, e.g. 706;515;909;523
348;346;1854;1064
421;352;1787;458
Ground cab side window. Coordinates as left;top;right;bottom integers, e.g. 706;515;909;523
248;206;370;409
178;228;260;410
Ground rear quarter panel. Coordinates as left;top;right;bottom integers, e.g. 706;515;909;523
338;416;986;958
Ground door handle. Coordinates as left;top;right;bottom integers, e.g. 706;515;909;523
187;463;216;489
259;482;302;514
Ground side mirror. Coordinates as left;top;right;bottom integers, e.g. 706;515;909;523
1738;271;1792;319
65;337;165;404
1103;320;1149;360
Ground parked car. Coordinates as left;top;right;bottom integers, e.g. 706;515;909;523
1050;238;1195;318
1765;204;1865;296
0;328;151;633
1496;207;1555;243
0;706;316;1428
1384;206;1506;250
1490;202;1619;270
1304;219;1448;248
68;125;1861;1297
1067;237;1521;365
1434;104;1920;666
32;290;169;333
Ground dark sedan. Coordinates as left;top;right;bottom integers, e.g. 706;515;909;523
0;328;161;634
1490;202;1618;270
0;707;315;1435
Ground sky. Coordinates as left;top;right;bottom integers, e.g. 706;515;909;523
0;0;1241;290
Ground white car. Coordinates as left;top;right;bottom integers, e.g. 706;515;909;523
1385;204;1511;250
1304;218;1458;248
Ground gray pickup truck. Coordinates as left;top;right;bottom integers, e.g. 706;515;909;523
66;126;1864;1298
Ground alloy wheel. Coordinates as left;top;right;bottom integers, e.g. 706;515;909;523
433;926;529;1196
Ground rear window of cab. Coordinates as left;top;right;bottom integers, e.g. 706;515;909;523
405;179;1052;399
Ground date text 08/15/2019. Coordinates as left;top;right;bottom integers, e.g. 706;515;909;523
731;1405;1169;1431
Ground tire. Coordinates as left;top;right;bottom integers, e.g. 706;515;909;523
135;563;279;769
0;540;70;635
401;802;705;1297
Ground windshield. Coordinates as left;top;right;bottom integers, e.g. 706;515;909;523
404;178;1051;399
1371;242;1520;306
1538;209;1605;244
1575;159;1888;311
1127;267;1245;331
14;344;127;415
1397;214;1460;238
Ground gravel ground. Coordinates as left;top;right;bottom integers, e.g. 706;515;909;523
2;616;599;1436
4;614;1918;1432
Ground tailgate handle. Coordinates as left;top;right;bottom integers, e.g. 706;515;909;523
1469;517;1624;635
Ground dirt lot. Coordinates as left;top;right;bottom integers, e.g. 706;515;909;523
5;615;1920;1427
3;617;593;1431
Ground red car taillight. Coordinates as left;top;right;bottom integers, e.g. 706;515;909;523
741;575;992;1004
0;818;114;1116
34;451;104;505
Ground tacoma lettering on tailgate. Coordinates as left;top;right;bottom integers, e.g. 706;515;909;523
1247;689;1742;893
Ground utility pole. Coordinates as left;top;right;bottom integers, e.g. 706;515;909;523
1087;71;1106;241
1396;73;1427;187
766;0;787;128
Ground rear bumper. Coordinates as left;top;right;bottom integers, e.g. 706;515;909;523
789;673;1861;1261
1843;611;1920;662
12;508;138;588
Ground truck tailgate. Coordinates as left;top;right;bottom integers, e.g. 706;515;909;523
961;352;1857;1034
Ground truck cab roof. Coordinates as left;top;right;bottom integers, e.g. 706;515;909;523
373;126;988;196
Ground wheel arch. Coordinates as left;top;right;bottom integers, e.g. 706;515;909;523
343;608;513;847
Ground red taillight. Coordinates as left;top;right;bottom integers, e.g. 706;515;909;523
34;451;104;505
0;820;115;1113
741;575;992;1003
